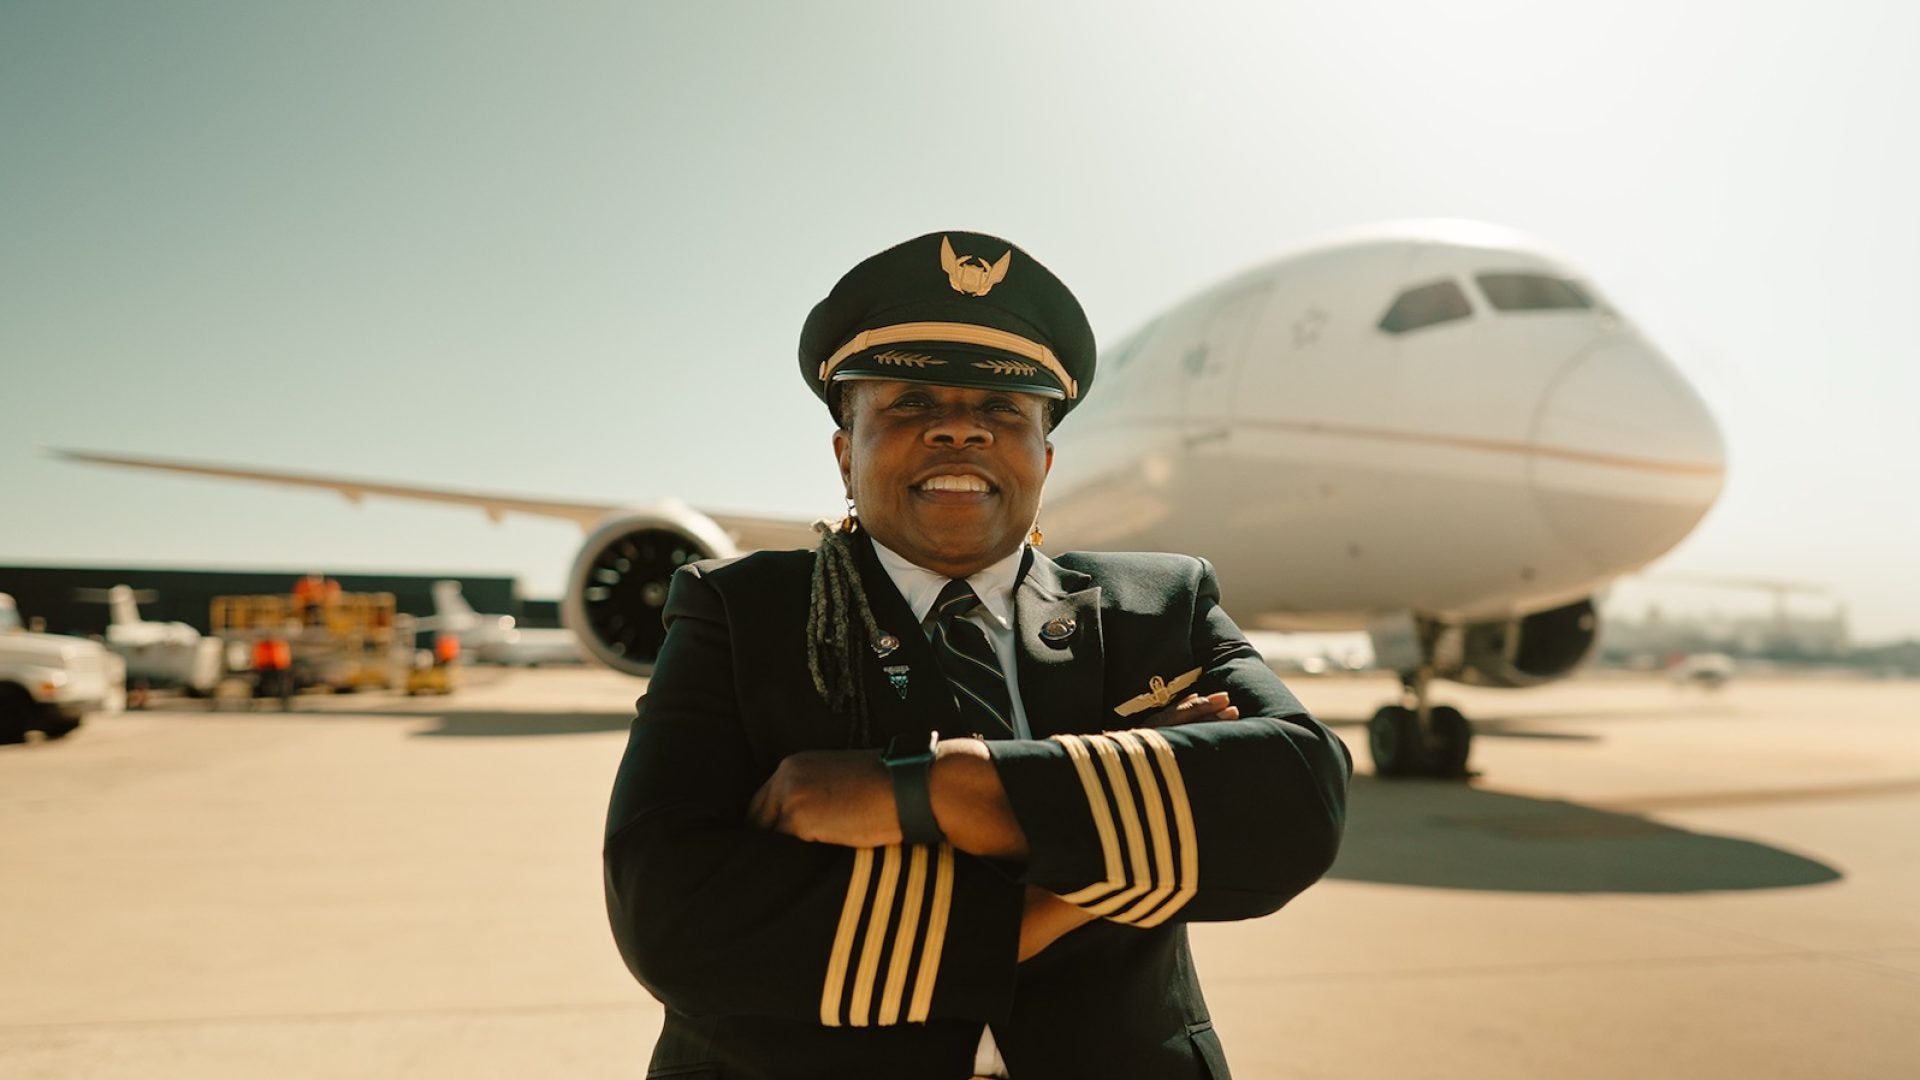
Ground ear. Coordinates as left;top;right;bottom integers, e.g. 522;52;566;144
1043;439;1054;478
832;427;853;491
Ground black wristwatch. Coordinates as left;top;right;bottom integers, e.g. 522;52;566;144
881;730;946;846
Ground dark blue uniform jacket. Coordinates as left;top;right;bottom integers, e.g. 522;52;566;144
605;533;1351;1079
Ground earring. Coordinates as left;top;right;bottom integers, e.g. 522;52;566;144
839;496;857;534
1028;523;1045;547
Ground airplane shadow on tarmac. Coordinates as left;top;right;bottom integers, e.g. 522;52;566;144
372;699;1838;892
405;710;635;737
1329;775;1843;894
392;709;1840;894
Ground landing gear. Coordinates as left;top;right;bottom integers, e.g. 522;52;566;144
1427;705;1472;778
1367;705;1425;776
1367;668;1474;779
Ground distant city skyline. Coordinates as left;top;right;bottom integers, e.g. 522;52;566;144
4;2;1917;639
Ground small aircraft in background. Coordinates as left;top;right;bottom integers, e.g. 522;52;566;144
73;584;222;694
1668;651;1735;689
418;580;585;667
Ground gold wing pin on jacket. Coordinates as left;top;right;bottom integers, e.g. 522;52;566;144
1112;667;1203;718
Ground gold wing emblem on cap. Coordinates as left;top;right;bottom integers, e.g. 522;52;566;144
940;235;1013;297
1112;667;1203;718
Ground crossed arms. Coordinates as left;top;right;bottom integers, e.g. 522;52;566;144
603;557;1351;1025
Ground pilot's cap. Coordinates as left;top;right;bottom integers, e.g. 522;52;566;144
799;231;1096;424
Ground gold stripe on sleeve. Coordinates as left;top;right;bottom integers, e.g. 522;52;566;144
1130;729;1199;928
906;844;956;1023
877;844;930;1025
1052;734;1128;907
1077;735;1154;918
848;844;903;1027
1109;730;1178;925
820;847;875;1026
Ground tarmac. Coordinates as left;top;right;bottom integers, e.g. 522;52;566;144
1;667;1916;1078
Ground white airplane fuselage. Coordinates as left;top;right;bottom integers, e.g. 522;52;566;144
51;220;1728;776
1042;222;1724;631
52;219;1725;739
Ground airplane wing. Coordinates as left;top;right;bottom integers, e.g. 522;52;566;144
47;448;823;550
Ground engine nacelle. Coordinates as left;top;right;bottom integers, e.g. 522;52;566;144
1453;598;1600;688
561;504;739;676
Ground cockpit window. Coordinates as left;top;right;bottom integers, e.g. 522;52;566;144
1377;280;1473;334
1106;322;1155;371
1476;273;1594;312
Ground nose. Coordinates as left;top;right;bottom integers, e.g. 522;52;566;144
1528;335;1727;570
924;407;993;446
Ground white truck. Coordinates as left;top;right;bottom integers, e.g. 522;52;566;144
0;593;126;743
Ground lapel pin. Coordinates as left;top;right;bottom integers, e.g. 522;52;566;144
1039;617;1076;646
1113;666;1203;718
882;664;911;699
872;632;901;659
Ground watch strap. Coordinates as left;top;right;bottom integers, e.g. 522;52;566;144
884;734;946;846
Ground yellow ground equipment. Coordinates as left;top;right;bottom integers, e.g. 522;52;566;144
212;590;414;694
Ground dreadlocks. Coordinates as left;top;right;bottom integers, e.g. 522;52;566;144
806;518;886;747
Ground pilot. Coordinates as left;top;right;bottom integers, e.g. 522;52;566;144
604;230;1352;1079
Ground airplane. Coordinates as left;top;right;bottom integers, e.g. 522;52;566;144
73;584;224;693
1669;652;1735;689
52;220;1726;778
418;580;586;666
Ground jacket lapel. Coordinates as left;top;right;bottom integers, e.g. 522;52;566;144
850;530;957;743
1013;550;1104;739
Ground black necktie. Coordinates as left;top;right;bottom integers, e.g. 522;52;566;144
926;579;1015;739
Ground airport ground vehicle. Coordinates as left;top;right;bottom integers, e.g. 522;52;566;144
395;614;457;696
0;593;126;743
211;589;412;695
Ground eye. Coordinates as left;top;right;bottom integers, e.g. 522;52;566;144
888;391;933;410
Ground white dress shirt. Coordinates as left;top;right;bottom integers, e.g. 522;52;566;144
868;537;1027;1078
869;537;1033;740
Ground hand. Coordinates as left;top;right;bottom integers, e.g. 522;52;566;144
1139;691;1238;728
747;749;901;847
1018;884;1098;961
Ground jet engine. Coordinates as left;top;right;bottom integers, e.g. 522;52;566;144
560;505;739;675
1452;598;1600;688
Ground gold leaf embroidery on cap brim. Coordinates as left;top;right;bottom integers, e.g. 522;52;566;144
974;359;1039;377
821;321;1075;399
872;350;945;368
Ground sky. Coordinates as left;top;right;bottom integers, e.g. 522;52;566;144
2;1;1916;639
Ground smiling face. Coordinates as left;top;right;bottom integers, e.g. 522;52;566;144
833;379;1053;579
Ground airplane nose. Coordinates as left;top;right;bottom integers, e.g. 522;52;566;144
1528;335;1727;570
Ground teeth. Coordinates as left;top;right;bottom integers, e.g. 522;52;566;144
921;474;990;493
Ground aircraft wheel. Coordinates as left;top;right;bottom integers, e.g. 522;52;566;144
1428;705;1472;778
1368;705;1429;778
0;685;39;745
